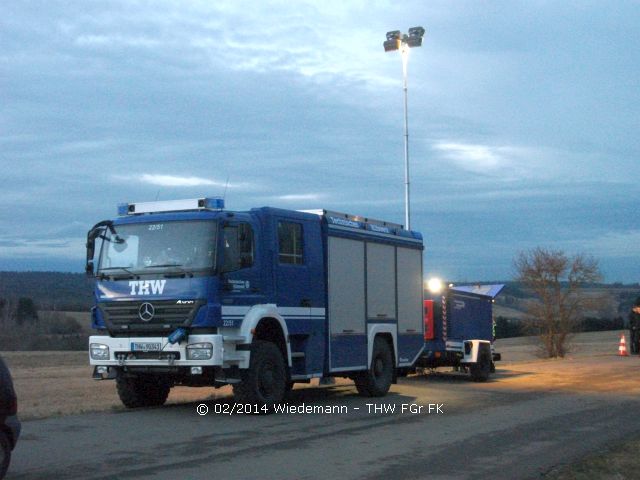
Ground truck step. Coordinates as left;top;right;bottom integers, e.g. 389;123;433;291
214;377;241;384
224;354;246;362
223;335;246;343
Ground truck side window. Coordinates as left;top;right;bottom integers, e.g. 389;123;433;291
223;223;254;272
278;221;304;265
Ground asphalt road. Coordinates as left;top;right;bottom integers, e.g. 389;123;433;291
8;356;640;480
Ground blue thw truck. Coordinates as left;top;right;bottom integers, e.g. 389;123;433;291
86;198;426;411
418;284;504;381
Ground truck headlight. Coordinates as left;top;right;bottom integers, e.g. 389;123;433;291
186;342;213;360
90;343;110;360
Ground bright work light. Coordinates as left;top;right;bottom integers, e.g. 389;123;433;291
427;278;443;295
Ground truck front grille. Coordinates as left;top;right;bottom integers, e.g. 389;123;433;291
99;300;203;333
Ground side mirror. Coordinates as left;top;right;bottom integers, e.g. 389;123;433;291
86;234;97;277
86;220;113;278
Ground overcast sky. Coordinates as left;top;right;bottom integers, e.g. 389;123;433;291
1;1;638;282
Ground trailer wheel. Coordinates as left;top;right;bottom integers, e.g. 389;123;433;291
355;337;394;397
116;374;170;408
233;340;286;413
0;431;10;480
470;346;492;382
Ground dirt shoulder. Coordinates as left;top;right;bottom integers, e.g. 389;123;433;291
3;329;637;420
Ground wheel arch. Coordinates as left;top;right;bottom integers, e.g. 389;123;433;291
367;324;397;367
238;305;291;367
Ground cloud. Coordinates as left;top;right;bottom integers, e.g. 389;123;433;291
112;174;230;188
52;139;121;154
49;2;396;91
432;141;517;173
274;193;325;202
75;34;161;49
140;174;221;187
575;230;640;259
428;140;596;182
0;237;84;259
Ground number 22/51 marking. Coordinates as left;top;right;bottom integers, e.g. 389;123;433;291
148;224;164;231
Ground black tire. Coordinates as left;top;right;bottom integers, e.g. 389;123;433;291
354;337;394;397
116;374;170;408
285;381;294;395
353;375;371;396
233;341;287;413
470;346;492;382
0;431;11;480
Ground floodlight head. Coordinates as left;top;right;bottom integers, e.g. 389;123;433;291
407;26;425;48
408;26;425;38
406;36;422;48
383;39;400;52
386;30;402;41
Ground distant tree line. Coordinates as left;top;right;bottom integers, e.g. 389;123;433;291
495;316;626;339
0;271;94;311
0;295;86;350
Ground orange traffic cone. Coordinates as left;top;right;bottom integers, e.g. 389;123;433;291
618;334;629;356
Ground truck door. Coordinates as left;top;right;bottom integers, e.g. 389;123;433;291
220;220;264;312
272;216;326;375
273;219;311;310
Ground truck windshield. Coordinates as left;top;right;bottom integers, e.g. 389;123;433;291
97;220;217;275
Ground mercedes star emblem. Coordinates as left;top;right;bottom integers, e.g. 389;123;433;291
138;302;155;322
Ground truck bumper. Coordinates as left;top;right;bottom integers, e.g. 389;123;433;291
88;334;249;370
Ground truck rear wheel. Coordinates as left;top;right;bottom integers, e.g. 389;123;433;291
116;374;170;408
354;337;394;397
470;345;492;382
233;340;286;413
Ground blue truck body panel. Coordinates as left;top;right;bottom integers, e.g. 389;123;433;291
447;291;494;341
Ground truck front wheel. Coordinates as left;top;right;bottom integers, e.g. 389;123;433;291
233;340;286;413
354;337;394;397
116;374;171;408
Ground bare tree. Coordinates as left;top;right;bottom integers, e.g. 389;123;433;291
0;297;16;327
514;247;601;358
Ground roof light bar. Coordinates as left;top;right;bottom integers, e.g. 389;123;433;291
117;197;225;215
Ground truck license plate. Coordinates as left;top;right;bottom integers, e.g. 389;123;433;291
131;342;162;352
